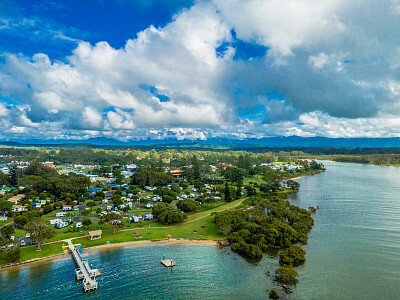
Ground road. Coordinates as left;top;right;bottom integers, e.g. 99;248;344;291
73;205;88;223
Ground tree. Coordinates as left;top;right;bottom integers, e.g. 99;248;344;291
224;182;232;202
286;180;300;191
82;217;92;229
25;218;54;250
122;206;129;213
95;207;102;214
158;210;185;225
0;224;15;238
112;169;124;184
0;170;9;186
0;200;13;216
162;195;174;204
203;193;218;208
152;203;172;216
275;265;298;284
14;215;29;227
43;204;53;214
81;209;91;217
86;201;96;211
245;185;256;197
279;245;306;266
112;196;123;207
171;184;180;193
9;163;23;186
99;212;123;234
5;245;20;263
176;199;201;212
192;155;201;180
269;288;280;299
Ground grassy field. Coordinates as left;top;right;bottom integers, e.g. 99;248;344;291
243;176;266;186
74;215;223;249
0;242;65;267
0;218;13;226
0;197;244;267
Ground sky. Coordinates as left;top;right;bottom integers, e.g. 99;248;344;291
1;0;400;141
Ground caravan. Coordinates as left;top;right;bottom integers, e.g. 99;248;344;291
49;219;63;225
55;221;69;229
129;216;139;223
55;212;67;217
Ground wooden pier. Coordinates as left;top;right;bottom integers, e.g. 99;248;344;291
161;254;175;267
67;240;100;292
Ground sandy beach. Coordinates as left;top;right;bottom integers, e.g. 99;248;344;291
84;238;220;253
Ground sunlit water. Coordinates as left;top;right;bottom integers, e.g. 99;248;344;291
1;161;400;299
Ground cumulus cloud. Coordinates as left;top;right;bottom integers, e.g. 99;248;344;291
1;0;400;140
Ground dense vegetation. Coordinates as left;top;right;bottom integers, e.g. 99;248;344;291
152;203;186;225
215;194;313;259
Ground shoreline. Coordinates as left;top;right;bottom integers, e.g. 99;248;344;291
0;238;222;270
84;238;221;252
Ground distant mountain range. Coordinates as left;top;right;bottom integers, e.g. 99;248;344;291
2;136;400;148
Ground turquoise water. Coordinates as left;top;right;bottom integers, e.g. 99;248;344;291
1;161;400;299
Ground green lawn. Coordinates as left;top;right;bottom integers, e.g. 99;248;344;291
74;215;223;249
243;176;265;186
0;242;65;267
0;218;13;226
184;198;244;222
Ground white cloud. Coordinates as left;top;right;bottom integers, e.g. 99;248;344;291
1;0;400;140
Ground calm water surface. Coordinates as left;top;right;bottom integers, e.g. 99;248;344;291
1;161;400;299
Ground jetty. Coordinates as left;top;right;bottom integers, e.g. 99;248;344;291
67;240;100;292
161;254;175;267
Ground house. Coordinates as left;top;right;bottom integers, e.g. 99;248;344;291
102;199;108;204
125;164;137;171
31;202;42;209
88;230;102;240
145;203;153;209
63;206;72;211
127;202;133;209
8;194;25;205
88;188;103;193
107;205;113;211
12;205;27;213
42;161;55;168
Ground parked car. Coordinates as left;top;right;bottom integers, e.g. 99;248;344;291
25;233;30;238
20;240;25;246
76;222;83;228
10;236;15;241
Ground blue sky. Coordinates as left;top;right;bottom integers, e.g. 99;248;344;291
1;0;400;141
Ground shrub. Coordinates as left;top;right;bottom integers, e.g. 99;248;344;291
269;288;280;299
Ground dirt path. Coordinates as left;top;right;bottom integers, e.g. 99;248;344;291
181;197;247;225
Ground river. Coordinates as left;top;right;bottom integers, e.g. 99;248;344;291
1;161;400;299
